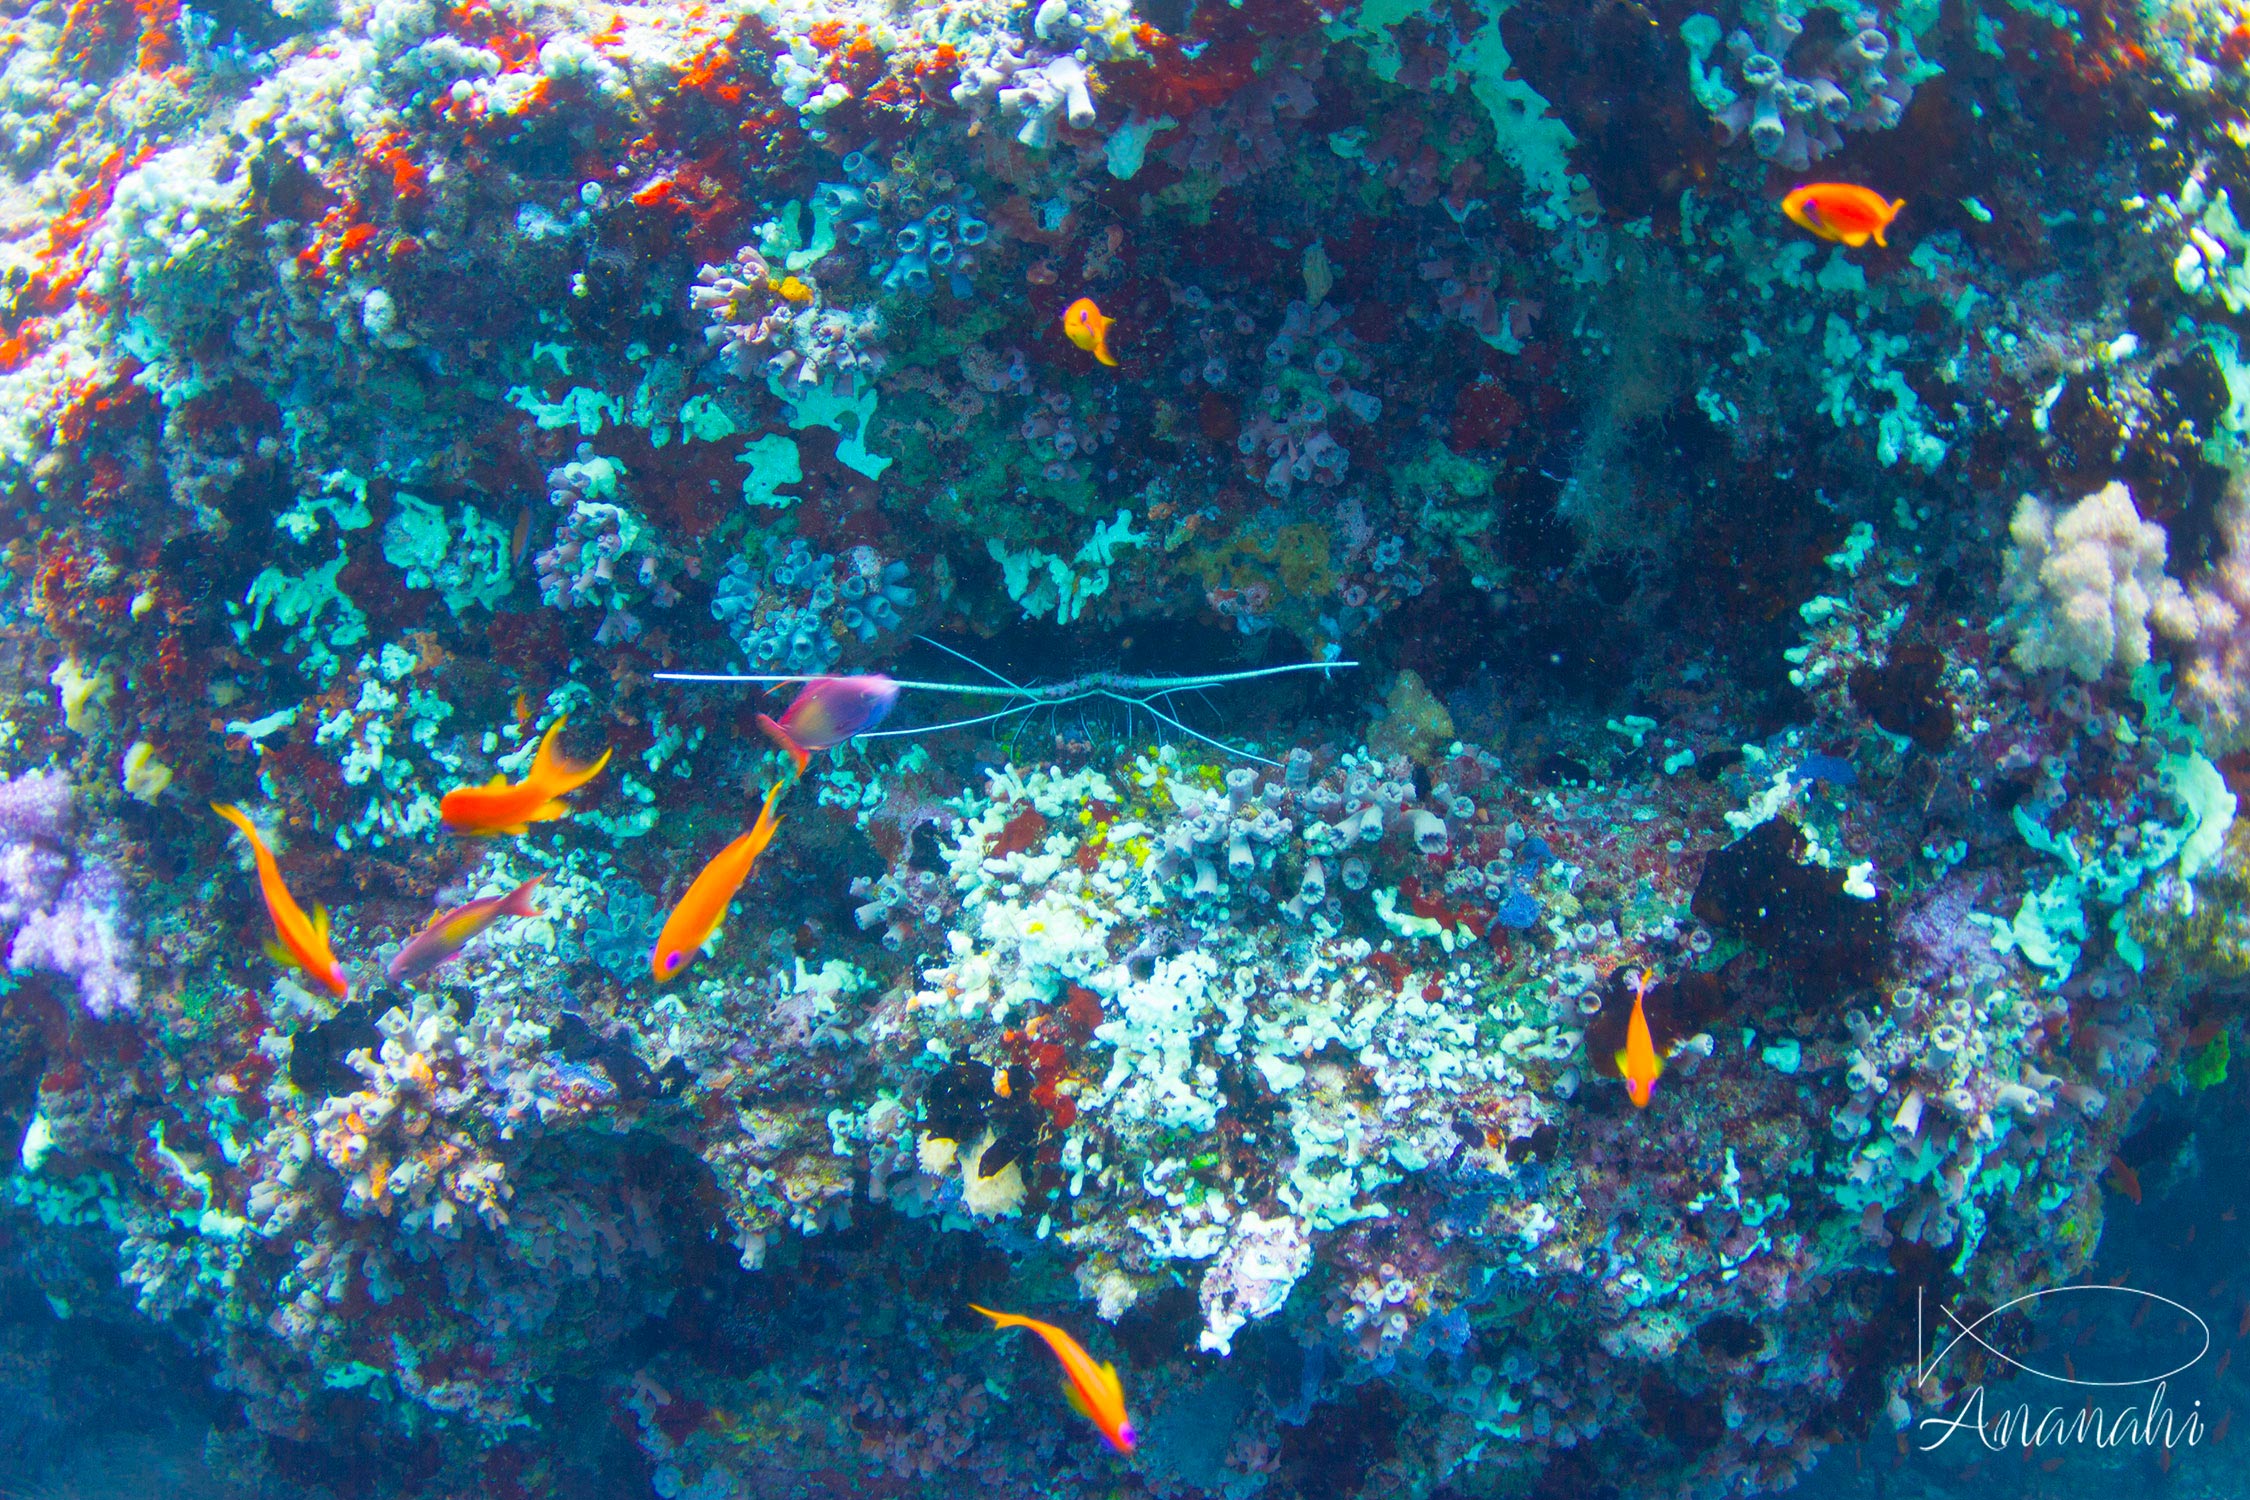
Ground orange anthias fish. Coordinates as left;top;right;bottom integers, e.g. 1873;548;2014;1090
651;780;788;983
386;875;545;983
1782;183;1906;249
212;803;350;999
1062;296;1118;367
1616;969;1665;1108
440;716;613;836
969;1305;1137;1453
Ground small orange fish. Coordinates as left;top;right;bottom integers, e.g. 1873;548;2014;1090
1616;969;1664;1108
440;717;612;836
1062;296;1118;367
212;803;350;998
970;1305;1136;1453
511;506;533;569
1782;183;1906;249
2108;1156;2143;1205
651;780;787;982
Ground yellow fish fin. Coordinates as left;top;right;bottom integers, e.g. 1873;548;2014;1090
262;938;291;967
525;800;574;824
483;775;511;789
1614;1046;1632;1079
1062;1376;1096;1422
312;904;330;941
499;823;530;837
529;716;613;794
1096;1359;1123;1405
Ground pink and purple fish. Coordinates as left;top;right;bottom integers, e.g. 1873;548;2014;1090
757;674;900;775
386;875;545;983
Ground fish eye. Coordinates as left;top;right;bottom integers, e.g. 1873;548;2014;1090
663;951;681;969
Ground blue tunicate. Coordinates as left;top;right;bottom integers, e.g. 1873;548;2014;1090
810;582;836;610
928;238;956;268
583;883;660;976
841;605;869;637
883;253;931;293
1494;887;1541;929
1520;836;1554;872
895;224;925;254
949;271;973;299
813;182;863;216
1794;753;1856;789
958;216;988;246
845;216;883;246
840;574;868;599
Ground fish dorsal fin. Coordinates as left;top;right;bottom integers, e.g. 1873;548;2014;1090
483;775;510;789
312;904;330;940
1061;1376;1096;1421
1096;1359;1122;1405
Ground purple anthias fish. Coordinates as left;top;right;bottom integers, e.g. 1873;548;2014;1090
757;674;900;774
385;875;544;983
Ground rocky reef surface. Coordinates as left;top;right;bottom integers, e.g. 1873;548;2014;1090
0;0;2248;1493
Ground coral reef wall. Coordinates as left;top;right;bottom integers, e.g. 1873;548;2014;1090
1;0;2249;1493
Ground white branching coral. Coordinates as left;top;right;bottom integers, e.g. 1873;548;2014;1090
2001;481;2193;681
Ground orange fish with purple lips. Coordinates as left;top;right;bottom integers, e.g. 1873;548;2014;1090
970;1305;1137;1453
386;875;545;983
1062;297;1118;367
650;779;787;983
1782;183;1905;248
440;716;612;836
212;803;350;998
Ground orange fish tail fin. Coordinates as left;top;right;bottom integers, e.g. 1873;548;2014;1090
499;875;545;919
756;713;812;777
529;716;613;794
968;1303;1029;1331
748;779;788;857
211;802;257;844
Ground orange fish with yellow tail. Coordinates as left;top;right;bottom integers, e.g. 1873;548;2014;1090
1782;183;1905;248
1062;297;1118;367
440;716;612;836
969;1304;1137;1453
1617;969;1665;1108
650;780;788;983
212;803;350;998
